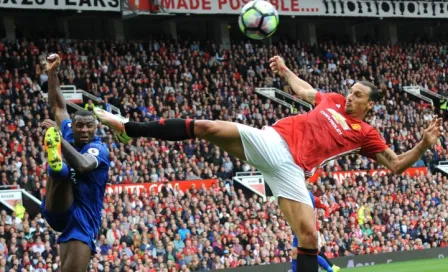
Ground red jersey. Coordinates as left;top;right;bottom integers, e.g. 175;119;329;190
272;92;388;177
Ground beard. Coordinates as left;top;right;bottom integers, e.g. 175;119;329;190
345;106;354;114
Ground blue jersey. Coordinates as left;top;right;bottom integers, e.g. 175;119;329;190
60;119;109;236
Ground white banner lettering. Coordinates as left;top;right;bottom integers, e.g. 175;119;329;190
309;167;427;184
126;0;448;19
0;0;120;11
0;191;21;201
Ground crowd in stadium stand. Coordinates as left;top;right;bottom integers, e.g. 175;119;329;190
0;38;447;271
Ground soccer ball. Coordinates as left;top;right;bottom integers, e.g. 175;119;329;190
238;0;279;40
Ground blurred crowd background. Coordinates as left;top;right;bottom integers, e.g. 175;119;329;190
0;38;447;271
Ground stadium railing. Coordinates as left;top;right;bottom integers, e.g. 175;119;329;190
255;87;313;112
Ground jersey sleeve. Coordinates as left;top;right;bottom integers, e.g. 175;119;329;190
315;92;345;106
314;92;325;106
81;142;110;169
360;128;389;160
60;119;74;143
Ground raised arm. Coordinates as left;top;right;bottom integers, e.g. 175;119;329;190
376;117;443;174
47;54;70;127
269;56;318;105
61;138;98;174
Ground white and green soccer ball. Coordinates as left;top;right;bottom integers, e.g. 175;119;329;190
238;0;279;40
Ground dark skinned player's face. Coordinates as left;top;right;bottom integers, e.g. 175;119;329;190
72;115;96;146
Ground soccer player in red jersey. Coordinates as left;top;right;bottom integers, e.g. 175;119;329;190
95;56;443;272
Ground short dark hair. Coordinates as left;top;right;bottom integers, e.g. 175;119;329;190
359;81;382;102
73;109;95;120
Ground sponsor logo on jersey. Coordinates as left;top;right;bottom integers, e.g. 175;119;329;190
327;108;350;131
320;110;343;135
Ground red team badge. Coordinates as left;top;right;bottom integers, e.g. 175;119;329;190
351;124;361;130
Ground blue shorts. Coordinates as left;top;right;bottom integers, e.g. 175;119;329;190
41;197;96;254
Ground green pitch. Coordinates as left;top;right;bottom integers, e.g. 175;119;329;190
347;258;448;272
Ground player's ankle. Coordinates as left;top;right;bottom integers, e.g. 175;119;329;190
47;163;70;179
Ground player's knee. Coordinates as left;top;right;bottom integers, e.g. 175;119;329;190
299;228;318;248
62;263;87;272
62;257;91;272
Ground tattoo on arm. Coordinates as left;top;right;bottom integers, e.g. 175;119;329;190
307;91;315;104
381;150;394;163
416;145;427;156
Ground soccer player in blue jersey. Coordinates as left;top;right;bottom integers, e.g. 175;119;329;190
41;53;110;272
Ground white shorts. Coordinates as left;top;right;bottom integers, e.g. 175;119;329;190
236;124;312;207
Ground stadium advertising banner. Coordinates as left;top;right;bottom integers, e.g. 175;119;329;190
143;0;448;18
105;179;218;196
222;247;448;272
0;0;120;11
308;167;427;184
0;190;22;209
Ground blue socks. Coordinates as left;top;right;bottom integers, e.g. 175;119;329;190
47;163;70;180
318;255;333;272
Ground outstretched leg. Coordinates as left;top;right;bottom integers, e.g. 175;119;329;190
43;127;74;214
93;109;247;160
41;127;92;271
130;119;247;160
319;251;340;272
280;198;318;272
319;251;334;267
318;255;334;272
94;110;319;272
60;240;91;272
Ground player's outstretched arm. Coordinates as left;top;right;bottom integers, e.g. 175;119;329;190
60;138;98;174
47;54;70;127
376;117;443;174
269;56;317;105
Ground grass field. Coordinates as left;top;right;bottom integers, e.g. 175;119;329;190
347;258;448;272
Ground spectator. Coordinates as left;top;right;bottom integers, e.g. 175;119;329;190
0;37;447;270
106;223;121;245
174;233;185;252
13;200;25;220
178;223;191;241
